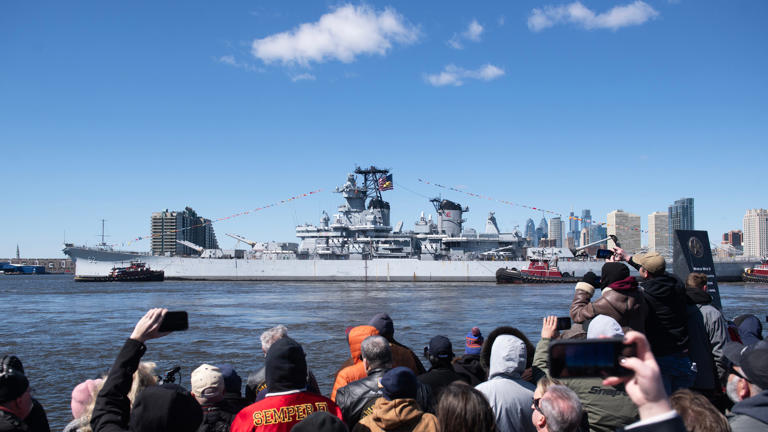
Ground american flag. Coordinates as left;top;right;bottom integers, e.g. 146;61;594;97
378;174;393;191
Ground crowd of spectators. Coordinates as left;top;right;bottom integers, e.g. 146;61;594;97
1;247;766;432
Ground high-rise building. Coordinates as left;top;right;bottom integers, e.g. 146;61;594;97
648;212;670;254
581;209;592;226
607;210;641;253
525;218;537;246
743;209;768;258
590;224;607;246
568;210;580;247
580;227;590;246
722;230;743;248
548;217;563;248
151;207;219;256
537;217;548;245
668;198;694;251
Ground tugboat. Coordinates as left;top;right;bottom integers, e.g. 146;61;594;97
742;260;768;283
75;261;164;282
496;252;580;284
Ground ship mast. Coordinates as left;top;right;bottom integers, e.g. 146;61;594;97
354;165;390;203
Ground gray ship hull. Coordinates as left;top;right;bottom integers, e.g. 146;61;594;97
65;246;605;282
64;247;756;282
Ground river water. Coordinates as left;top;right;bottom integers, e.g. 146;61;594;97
2;274;766;430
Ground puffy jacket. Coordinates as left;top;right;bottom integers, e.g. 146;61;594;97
685;287;730;390
475;335;535;432
352;398;439;432
0;411;26;432
331;326;380;400
729;390;768;432
532;338;638;432
570;279;647;332
335;368;434;429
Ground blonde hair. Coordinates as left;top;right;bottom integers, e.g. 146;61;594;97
535;376;562;395
76;361;158;432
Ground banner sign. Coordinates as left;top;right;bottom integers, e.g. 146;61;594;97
673;230;722;310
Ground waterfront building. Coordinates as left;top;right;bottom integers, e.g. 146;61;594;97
607;210;641;253
668;197;694;251
151;207;219;256
648;211;670;255
548;217;563;248
743;209;768;258
722;230;743;249
525;218;536;246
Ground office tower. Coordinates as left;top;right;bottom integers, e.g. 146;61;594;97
581;209;592;226
151;207;219;256
569;210;580;247
607;210;641;253
525;218;536;246
648;212;670;254
580;227;590;246
743;209;768;258
548;217;563;248
668;198;694;251
722;230;743;248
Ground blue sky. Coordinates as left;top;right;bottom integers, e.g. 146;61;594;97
1;0;766;257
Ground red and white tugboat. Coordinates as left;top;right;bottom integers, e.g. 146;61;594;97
75;261;164;282
496;252;580;284
742;260;768;283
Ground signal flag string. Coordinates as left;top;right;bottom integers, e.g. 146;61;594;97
115;189;324;248
418;178;647;234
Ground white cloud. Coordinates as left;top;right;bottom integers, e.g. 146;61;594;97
215;55;264;72
498;15;506;27
424;64;505;87
447;19;484;50
291;73;316;82
528;1;659;32
218;55;237;66
251;4;419;67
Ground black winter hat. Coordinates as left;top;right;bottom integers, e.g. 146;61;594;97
380;367;417;401
129;383;202;432
217;363;242;395
369;313;394;339
265;337;307;393
599;262;630;288
428;335;454;359
0;355;29;403
291;411;348;432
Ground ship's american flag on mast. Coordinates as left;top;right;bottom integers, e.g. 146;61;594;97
378;174;393;191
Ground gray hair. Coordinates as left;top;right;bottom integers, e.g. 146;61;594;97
539;385;583;432
361;335;392;369
260;325;288;353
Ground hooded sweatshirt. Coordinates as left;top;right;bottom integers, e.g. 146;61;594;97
231;338;342;432
331;326;380;400
729;390;768;432
475;335;535;432
352;399;438;432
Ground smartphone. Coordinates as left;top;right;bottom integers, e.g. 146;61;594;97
548;337;636;378
556;317;572;331
596;249;614;259
158;311;189;332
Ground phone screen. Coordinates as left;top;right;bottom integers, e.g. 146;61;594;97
158;311;189;332
596;249;614;259
548;338;635;378
556;317;572;331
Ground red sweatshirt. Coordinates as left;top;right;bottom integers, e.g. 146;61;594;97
230;391;343;432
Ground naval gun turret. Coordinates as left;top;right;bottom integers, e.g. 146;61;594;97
431;198;468;237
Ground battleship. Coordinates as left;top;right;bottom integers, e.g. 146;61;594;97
63;166;755;282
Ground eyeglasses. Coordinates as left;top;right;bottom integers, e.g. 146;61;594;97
532;398;542;413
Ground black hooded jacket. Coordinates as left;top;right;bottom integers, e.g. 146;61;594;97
91;339;203;432
632;268;689;356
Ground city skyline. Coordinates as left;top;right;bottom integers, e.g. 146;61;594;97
2;1;766;257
